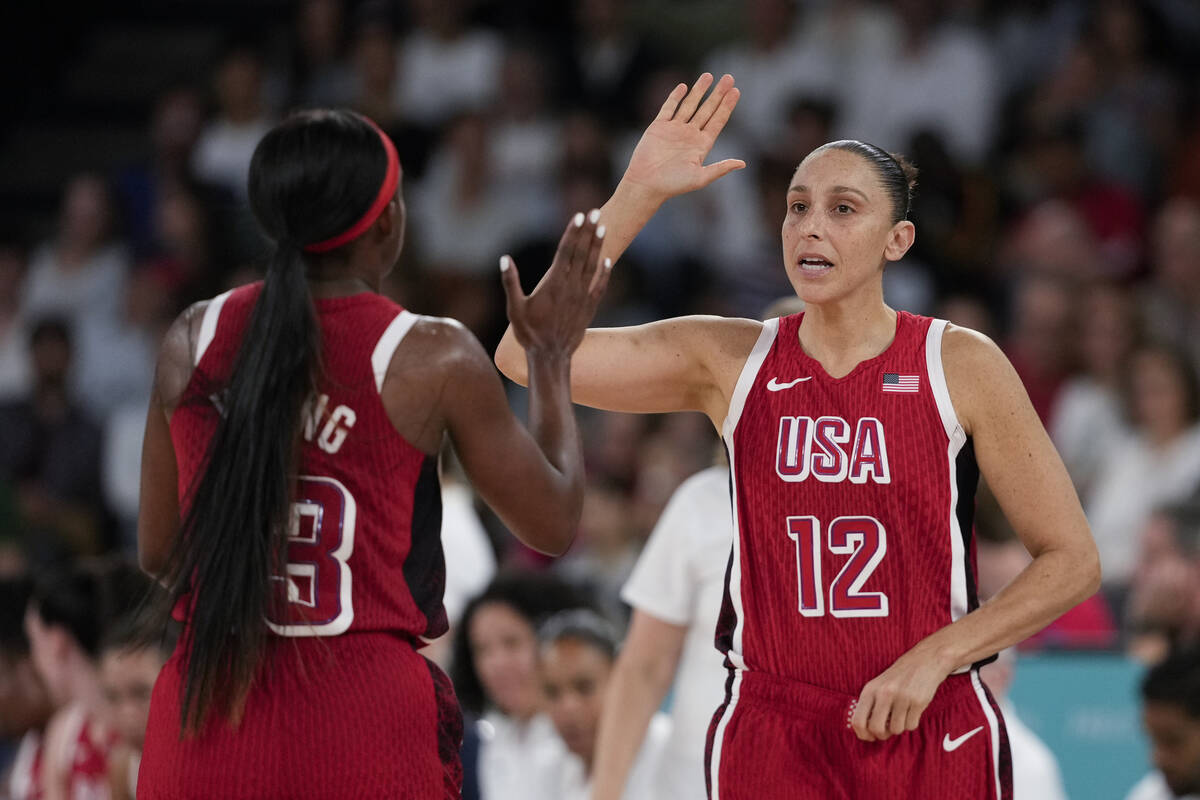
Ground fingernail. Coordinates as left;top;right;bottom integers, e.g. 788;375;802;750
596;225;606;239
604;258;612;269
588;209;601;224
574;212;585;228
499;256;510;272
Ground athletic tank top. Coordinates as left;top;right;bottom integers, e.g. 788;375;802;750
170;283;445;641
717;311;987;694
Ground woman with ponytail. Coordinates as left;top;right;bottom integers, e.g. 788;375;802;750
135;109;610;799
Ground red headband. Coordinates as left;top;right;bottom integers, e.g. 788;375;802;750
304;119;400;253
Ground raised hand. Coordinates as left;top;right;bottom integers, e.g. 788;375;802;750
499;209;612;357
621;73;746;203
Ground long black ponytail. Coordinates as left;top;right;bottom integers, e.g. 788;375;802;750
155;110;391;733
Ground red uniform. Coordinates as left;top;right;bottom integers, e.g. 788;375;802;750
139;284;462;799
706;311;1011;799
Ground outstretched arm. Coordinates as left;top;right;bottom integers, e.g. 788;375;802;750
432;214;612;555
849;327;1100;742
495;74;751;426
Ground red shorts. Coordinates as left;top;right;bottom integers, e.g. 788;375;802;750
139;632;462;799
705;669;1012;800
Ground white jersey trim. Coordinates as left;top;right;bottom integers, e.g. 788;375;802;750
925;318;961;440
971;669;1005;800
194;288;235;366
721;318;780;440
721;317;779;666
926;319;971;633
371;310;419;393
709;669;742;800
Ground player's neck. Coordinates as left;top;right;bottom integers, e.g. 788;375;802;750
797;293;897;379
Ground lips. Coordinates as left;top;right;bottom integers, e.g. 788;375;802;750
798;255;834;272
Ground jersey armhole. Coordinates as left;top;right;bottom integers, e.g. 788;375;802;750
925;318;965;445
194;289;235;366
372;310;419;393
721;318;780;440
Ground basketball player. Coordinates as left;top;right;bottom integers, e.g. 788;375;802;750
135;109;611;798
496;74;1101;799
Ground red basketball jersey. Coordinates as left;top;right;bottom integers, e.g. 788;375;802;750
170;282;446;641
717;311;986;690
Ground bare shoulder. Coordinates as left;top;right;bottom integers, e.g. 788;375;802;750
664;314;764;369
388;314;492;380
941;323;1025;436
156;300;208;411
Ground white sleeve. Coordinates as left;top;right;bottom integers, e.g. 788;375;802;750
621;478;703;626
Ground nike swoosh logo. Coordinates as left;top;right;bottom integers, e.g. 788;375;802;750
942;725;984;752
766;376;813;391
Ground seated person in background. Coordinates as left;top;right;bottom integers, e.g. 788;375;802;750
452;571;589;800
535;609;669;800
25;559;147;800
1;576;55;800
1126;646;1200;800
99;620;173;800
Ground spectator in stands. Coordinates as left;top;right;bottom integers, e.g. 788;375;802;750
1051;281;1141;498
700;0;811;152
20;174;130;342
410;112;526;335
347;10;435;181
0;243;29;399
533;609;669;800
0;319;106;558
393;0;502;128
1143;197;1200;370
281;0;355;109
191;43;274;201
1081;0;1180;199
836;0;998;164
1011;115;1145;278
98;621;171;800
451;571;589;800
1127;501;1200;664
1002;271;1078;425
1126;645;1200;800
1088;343;1200;601
24;560;147;800
979;647;1069;800
558;0;660;127
115;86;206;261
0;576;54;800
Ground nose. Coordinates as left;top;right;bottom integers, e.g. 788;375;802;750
797;211;823;240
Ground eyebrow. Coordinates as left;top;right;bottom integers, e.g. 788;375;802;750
787;184;870;202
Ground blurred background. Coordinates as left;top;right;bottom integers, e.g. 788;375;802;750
2;0;1200;797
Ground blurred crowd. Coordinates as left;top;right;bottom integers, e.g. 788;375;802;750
4;0;1200;796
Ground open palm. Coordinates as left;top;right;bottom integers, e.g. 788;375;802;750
622;73;746;201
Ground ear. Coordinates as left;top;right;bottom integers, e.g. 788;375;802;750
883;220;915;263
374;197;398;241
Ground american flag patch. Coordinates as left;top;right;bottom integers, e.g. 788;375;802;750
882;373;919;393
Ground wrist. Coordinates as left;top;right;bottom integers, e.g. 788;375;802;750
524;346;573;370
611;176;669;213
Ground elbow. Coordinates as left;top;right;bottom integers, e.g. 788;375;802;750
1083;546;1103;600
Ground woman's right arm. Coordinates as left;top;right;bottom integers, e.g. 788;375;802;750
495;73;751;423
